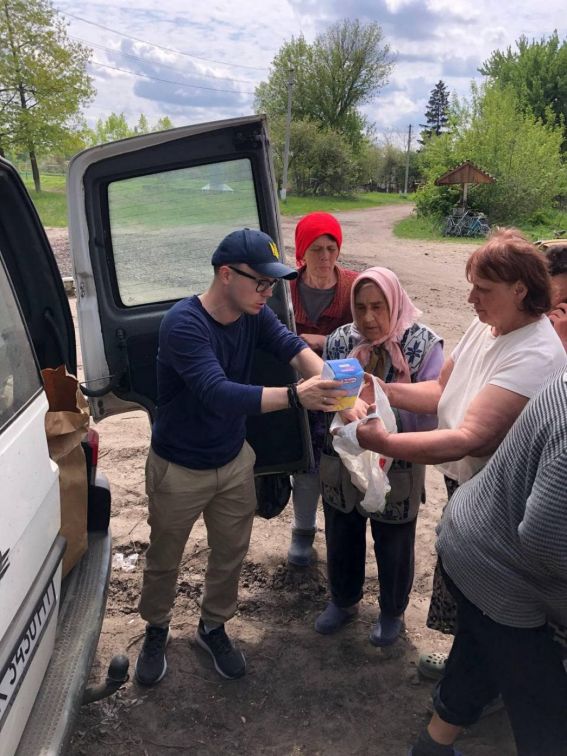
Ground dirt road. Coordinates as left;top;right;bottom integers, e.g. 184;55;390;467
56;206;515;756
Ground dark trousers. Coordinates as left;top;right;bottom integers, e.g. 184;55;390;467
435;568;567;756
323;500;417;616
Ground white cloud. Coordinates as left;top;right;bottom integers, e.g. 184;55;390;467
55;0;567;134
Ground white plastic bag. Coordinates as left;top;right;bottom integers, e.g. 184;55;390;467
330;376;397;514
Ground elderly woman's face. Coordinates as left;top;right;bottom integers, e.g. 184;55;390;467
467;269;527;331
354;282;391;340
303;234;339;276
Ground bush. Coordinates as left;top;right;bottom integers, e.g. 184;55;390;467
415;183;461;218
527;209;556;226
416;83;567;224
268;118;360;195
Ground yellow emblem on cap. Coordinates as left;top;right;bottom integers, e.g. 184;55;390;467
269;241;280;259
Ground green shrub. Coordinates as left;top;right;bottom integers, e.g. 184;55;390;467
415;183;460;218
416;83;567;225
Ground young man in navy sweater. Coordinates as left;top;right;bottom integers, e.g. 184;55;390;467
135;228;345;685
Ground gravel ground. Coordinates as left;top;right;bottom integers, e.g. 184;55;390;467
45;212;515;756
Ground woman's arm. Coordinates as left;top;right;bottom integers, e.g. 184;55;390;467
403;341;445;432
518;455;567;576
299;333;326;354
360;356;454;414
357;382;529;465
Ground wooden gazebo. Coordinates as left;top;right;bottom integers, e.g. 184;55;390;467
435;161;495;207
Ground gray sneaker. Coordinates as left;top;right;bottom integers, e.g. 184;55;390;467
196;621;246;679
135;625;170;686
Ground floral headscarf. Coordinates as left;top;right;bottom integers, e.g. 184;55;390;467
349;267;422;383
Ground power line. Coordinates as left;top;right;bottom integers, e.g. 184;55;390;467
61;10;269;72
70;35;258;86
90;59;256;95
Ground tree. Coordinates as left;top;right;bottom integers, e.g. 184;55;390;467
268;117;359;195
480;31;567;145
356;136;419;193
419;81;450;143
0;0;94;190
134;113;149;135
154;116;174;131
88;113;133;145
84;113;175;146
255;19;392;149
415;83;567;223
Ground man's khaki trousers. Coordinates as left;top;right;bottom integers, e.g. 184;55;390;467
139;442;257;627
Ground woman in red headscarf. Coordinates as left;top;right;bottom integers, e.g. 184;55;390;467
287;212;358;567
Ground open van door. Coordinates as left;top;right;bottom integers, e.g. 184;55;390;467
67;115;312;475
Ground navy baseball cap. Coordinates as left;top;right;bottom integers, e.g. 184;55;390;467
211;228;297;279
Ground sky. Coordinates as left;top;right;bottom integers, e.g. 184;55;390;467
55;0;566;146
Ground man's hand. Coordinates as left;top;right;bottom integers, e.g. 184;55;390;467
549;304;567;351
296;376;346;412
299;333;326;354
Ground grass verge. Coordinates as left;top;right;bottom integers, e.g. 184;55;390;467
279;192;414;217
394;210;567;244
24;174;67;227
23;173;415;229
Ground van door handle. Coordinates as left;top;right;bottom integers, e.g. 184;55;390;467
79;375;119;397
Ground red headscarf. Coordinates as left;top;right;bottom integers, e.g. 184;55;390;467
295;212;342;267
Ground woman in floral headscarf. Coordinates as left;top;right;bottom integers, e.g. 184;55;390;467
287;212;358;568
315;267;443;645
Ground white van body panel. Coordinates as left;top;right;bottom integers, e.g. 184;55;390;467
0;391;61;756
0;392;60;610
1;154;114;755
1;577;59;756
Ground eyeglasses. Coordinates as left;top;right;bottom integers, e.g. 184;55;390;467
228;266;278;293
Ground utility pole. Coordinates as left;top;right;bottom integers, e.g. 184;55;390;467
403;123;412;195
280;67;295;202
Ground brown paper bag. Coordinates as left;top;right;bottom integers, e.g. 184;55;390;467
42;366;90;577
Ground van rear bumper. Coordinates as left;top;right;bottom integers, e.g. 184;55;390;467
15;531;112;756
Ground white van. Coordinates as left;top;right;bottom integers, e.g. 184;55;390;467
0;114;311;754
0;153;120;755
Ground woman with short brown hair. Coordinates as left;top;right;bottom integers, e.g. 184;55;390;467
355;229;566;748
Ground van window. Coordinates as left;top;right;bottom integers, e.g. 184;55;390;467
107;158;260;307
0;260;42;430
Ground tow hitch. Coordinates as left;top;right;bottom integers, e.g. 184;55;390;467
82;654;130;705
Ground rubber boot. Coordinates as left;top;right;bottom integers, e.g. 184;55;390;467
287;528;316;567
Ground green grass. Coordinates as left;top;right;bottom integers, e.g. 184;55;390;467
394;213;489;243
23;167;567;245
279;192;414;216
22;171;416;229
394;214;452;242
394;210;567;244
23;174;67;227
513;210;567;242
